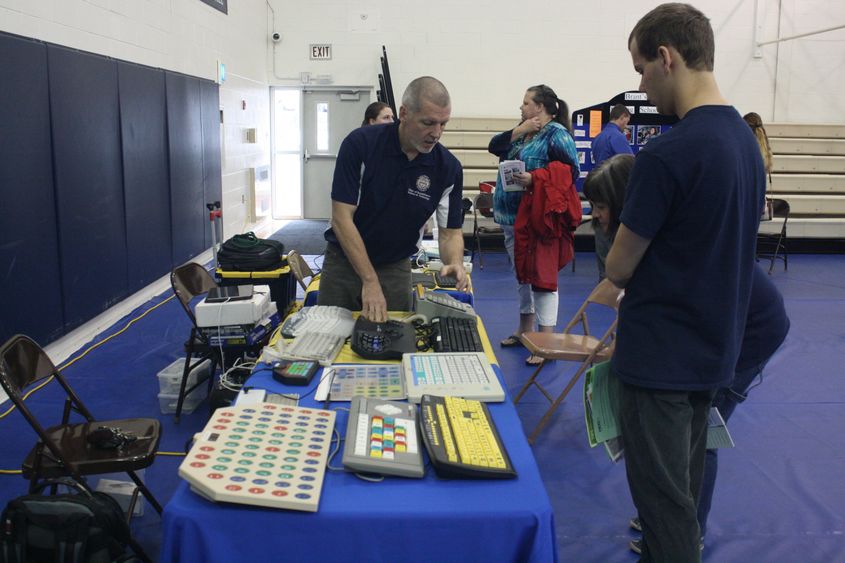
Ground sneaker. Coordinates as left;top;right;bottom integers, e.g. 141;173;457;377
628;537;704;555
629;517;642;532
629;538;643;555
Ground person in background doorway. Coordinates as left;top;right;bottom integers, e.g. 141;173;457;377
606;4;766;561
361;102;394;126
488;84;580;366
591;104;634;165
320;76;466;321
582;154;634;280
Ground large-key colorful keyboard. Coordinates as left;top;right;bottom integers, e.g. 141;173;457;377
419;394;516;479
179;403;336;512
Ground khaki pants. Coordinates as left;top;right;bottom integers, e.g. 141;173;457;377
317;243;412;312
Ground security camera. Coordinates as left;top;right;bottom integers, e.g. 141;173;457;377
271;32;282;43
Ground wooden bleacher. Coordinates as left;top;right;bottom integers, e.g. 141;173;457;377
445;118;845;240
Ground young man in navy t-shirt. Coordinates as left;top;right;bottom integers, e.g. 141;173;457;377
319;76;466;321
606;4;766;561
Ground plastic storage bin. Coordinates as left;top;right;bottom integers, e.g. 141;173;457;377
157;357;212;395
94;469;145;516
158;384;208;414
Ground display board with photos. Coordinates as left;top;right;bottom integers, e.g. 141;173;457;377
570;91;679;190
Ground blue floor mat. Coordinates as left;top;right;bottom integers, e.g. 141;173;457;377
1;251;843;561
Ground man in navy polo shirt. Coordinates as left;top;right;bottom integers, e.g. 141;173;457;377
591;103;633;165
319;76;466;321
606;4;765;562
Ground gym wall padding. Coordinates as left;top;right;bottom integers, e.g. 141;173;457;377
0;34;64;345
118;62;173;293
167;72;207;265
48;44;129;332
200;80;223;249
0;30;220;346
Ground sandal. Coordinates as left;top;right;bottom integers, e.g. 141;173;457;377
525;354;545;367
500;334;524;348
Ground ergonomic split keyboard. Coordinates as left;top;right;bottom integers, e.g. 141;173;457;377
419;394;516;479
351;317;418;361
430;316;484;353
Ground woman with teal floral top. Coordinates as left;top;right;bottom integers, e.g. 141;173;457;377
488;84;580;365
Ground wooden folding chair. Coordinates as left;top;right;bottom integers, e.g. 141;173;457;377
471;182;504;270
287;249;315;291
514;279;623;444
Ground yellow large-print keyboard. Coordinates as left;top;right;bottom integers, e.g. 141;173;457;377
419;395;516;479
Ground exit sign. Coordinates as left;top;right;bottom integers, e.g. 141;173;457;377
310;44;332;60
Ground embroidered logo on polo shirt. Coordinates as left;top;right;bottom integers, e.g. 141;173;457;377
415;175;431;192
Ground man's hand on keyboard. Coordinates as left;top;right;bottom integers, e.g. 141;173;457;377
361;280;388;322
439;263;468;292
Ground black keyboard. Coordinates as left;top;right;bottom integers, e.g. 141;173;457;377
351;317;418;360
434;273;457;288
419;394;516;479
430;317;483;353
411;272;436;288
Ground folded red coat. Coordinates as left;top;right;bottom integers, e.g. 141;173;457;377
514;161;581;291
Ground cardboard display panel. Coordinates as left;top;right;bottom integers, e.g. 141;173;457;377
571;91;679;189
0;34;64;345
48;44;128;332
118;62;173;292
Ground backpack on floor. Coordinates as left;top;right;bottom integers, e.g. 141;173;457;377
0;478;139;563
217;232;286;271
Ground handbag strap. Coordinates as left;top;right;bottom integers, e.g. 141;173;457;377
229;232;260;249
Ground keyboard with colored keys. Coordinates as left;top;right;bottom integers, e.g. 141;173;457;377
341;396;424;478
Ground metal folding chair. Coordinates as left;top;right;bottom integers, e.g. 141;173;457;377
514;279;623;444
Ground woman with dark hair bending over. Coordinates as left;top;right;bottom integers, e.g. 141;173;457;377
583;154;635;280
488;85;580;365
361;102;394;127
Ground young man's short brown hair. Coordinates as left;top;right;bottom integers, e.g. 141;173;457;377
628;3;715;71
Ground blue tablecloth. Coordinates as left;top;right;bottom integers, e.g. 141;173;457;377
161;365;557;563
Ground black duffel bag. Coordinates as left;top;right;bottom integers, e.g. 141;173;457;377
0;478;144;562
217;232;286;271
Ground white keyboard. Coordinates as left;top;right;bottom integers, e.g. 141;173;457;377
402;352;505;403
280;332;346;366
281;306;355;339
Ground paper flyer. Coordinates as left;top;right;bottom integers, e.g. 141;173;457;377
585;360;734;463
499;160;525;192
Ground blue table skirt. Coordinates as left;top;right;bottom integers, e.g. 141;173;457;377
161;365;557;563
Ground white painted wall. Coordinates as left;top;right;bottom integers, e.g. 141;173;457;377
267;0;845;124
0;0;273;236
